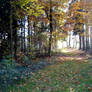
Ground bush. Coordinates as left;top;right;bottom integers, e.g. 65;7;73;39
17;52;31;66
0;58;26;90
0;57;33;90
1;59;16;68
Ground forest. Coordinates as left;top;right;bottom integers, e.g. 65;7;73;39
1;0;92;91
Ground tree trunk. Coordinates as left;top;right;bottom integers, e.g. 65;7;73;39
0;34;2;60
48;0;53;56
90;27;92;49
82;35;85;50
28;16;31;52
90;27;92;53
14;28;17;60
10;7;13;56
79;34;82;49
85;26;90;52
24;18;26;53
68;32;71;48
21;19;23;52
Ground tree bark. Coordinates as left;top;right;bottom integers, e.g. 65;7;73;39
48;0;53;56
24;18;26;53
14;28;17;60
79;34;82;49
10;7;13;56
82;35;85;50
28;16;31;52
21;19;23;52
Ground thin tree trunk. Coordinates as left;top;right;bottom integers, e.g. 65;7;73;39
24;18;26;53
0;34;2;60
90;27;92;53
48;0;53;56
31;23;33;44
85;26;89;52
21;19;23;52
10;7;13;56
69;32;71;48
28;16;30;52
79;34;82;49
14;28;17;60
82;35;85;50
90;27;92;49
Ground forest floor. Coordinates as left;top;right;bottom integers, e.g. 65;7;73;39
3;48;92;92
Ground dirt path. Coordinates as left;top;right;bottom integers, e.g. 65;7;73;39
52;48;90;62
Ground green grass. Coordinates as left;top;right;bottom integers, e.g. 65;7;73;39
4;59;92;92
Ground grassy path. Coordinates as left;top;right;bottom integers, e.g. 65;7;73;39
6;49;92;92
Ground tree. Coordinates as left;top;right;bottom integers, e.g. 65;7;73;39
66;0;88;50
39;0;68;56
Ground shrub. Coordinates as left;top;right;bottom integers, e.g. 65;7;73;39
17;52;31;66
0;59;24;89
